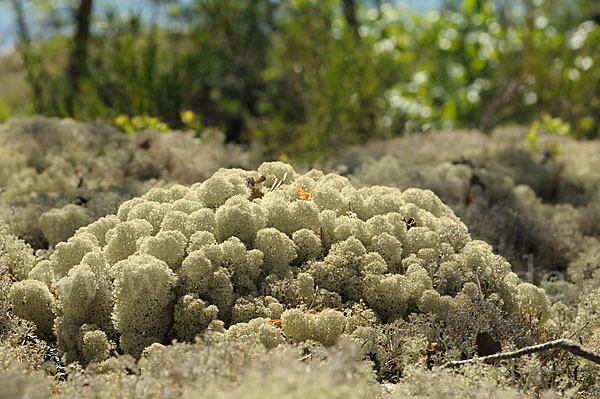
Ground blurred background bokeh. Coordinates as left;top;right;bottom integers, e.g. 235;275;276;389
0;0;599;161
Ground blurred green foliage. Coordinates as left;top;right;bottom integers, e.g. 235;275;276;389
7;0;600;160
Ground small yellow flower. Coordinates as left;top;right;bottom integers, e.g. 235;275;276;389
114;114;129;126
180;110;196;124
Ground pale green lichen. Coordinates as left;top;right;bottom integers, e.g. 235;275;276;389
254;228;296;277
292;229;323;263
80;327;113;364
174;294;219;342
27;259;53;287
77;215;120;248
9;162;553;363
179;248;234;320
0;117;261;248
0;220;37;280
47;234;98;281
39;204;93;248
8;280;55;340
223;317;285;349
216;195;267;244
231;296;283;324
104;220;153;265
138;230;187;270
281;308;347;346
111;254;177;357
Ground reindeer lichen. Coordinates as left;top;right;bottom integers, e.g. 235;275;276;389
9;162;552;362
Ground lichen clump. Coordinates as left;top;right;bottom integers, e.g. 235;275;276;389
0;117;261;249
9;162;551;363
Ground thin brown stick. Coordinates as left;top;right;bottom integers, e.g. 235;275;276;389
554;321;590;363
445;339;600;368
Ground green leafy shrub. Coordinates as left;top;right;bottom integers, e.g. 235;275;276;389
12;0;600;161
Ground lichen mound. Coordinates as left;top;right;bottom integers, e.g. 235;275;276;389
0;116;261;249
9;162;551;363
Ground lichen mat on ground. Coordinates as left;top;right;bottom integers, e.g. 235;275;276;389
9;161;554;368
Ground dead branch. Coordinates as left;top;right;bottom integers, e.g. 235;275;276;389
445;339;600;368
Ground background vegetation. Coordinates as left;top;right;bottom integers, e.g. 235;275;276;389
2;0;600;160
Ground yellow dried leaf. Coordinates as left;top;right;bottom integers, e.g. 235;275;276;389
292;186;314;202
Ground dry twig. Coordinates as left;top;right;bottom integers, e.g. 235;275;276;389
445;339;600;368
